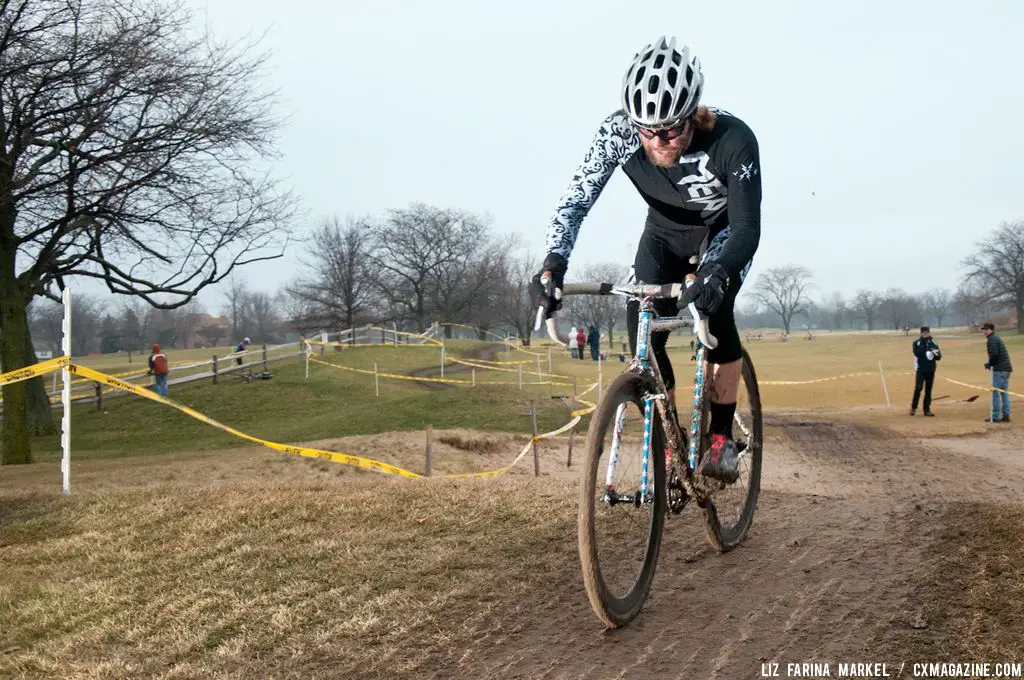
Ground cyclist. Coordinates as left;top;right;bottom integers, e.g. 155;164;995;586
530;36;761;483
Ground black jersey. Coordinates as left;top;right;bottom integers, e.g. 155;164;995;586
544;108;761;278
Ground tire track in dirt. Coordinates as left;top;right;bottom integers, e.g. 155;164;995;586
407;342;508;390
418;414;1024;679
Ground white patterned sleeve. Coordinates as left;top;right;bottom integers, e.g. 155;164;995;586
544;111;638;260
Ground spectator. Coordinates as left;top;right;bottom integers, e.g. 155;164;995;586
235;337;250;367
587;325;600;361
982;322;1013;423
569;325;579;359
910;326;941;417
575;327;586;360
147;344;169;397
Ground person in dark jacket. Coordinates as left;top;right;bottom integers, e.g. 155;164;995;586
235;337;250;366
910;326;941;416
587;326;600;361
982;322;1013;423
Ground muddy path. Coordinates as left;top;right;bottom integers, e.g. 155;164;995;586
420;415;1024;679
407;341;508;390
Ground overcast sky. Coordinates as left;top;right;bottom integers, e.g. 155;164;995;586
79;0;1024;312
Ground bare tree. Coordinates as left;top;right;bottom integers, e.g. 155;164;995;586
880;289;920;330
852;290;882;331
247;291;279;344
119;299;154;357
288;216;377;331
921;288;952;327
99;314;121;354
566;263;630;346
823;291;847;330
28;300;64;353
197;324;228;348
429;221;506;336
174;299;205;349
279;287;321;339
223;274;250;344
69;296;103;356
151;308;179;348
952;285;983;326
366;204;491;332
751;266;813;334
963;220;1024;333
0;0;295;463
495;250;539;345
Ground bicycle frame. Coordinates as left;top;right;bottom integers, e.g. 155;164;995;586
537;280;720;506
607;294;713;506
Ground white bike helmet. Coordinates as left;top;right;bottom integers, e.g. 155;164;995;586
621;36;703;128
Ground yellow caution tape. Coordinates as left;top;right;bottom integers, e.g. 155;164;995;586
447;356;576;381
760;371;877;386
943;376;1024;399
447;413;587;478
4;356;591;480
509;342;547;357
68;363;423;479
433;322;510;342
0;356;70;386
451;356;533;366
308;339;444;349
309;357;572;387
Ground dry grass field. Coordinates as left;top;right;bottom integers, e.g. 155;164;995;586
2;327;1022;678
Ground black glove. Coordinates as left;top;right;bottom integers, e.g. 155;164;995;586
985;362;991;370
682;261;729;316
529;253;568;317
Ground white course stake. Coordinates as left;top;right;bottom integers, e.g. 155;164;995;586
878;360;891;407
60;287;72;496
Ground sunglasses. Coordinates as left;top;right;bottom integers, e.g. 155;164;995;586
636;118;691;142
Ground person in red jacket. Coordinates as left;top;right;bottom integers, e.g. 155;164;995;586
148;344;170;397
575;327;586;361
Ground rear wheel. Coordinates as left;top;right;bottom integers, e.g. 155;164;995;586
701;348;763;551
578;371;666;628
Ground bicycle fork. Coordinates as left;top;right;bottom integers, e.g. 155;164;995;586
605;396;664;507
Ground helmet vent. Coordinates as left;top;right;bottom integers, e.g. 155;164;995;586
659;91;673;120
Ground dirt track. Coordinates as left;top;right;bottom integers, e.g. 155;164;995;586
408;341;507;389
419;416;1024;679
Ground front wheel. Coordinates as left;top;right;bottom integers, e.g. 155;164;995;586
701;347;763;551
578;371;667;628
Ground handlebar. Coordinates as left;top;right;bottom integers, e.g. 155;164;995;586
533;276;719;350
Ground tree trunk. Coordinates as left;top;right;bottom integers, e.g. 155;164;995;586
517;323;531;346
1017;295;1023;334
22;325;56;436
0;286;32;465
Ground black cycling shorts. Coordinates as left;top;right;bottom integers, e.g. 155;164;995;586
626;226;746;390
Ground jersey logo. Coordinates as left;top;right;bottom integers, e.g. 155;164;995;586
733;162;758;183
675;151;727;222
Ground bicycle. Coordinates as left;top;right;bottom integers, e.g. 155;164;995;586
536;276;763;628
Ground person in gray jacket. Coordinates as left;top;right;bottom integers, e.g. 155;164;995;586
982;322;1013;423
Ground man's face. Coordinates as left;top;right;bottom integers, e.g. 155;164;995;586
920;330;930;339
984;328;993;337
638;119;694;168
